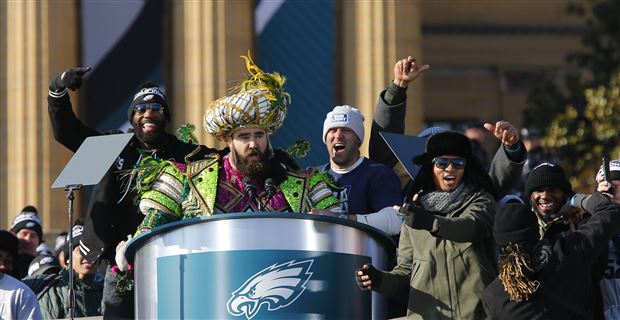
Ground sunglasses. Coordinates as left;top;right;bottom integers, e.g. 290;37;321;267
134;103;164;115
432;157;466;170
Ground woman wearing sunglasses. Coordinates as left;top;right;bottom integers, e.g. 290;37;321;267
357;131;499;319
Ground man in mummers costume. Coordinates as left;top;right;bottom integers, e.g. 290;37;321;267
131;56;340;235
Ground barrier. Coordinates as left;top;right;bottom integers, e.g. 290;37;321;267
125;213;396;319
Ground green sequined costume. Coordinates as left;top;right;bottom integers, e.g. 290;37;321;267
135;153;339;235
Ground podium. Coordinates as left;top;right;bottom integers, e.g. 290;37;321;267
125;213;396;319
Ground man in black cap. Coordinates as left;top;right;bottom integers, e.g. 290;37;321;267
27;254;61;277
10;206;44;278
482;195;620;319
48;67;223;318
10;206;43;256
524;162;579;235
23;224;103;319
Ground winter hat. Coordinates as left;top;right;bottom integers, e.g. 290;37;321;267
10;206;43;241
595;159;620;182
413;131;472;165
494;203;540;247
36;242;54;255
63;224;84;259
417;126;445;138
322;105;365;143
128;82;170;123
27;254;61;276
525;162;572;197
0;230;18;258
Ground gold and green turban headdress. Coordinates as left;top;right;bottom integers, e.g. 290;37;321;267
204;54;291;140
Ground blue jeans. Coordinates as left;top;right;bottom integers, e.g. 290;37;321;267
102;264;134;319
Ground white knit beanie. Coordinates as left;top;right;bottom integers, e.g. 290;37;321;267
322;105;365;143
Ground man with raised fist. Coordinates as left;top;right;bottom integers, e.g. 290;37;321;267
48;67;220;318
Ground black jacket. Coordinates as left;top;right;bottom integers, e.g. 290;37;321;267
48;94;217;263
482;194;620;320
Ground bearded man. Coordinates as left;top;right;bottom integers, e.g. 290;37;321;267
131;55;340;235
48;69;218;318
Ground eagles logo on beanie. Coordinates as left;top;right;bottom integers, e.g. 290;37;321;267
27;254;61;276
128;82;170;123
494;203;539;247
525;163;572;197
63;224;85;259
10;205;43;242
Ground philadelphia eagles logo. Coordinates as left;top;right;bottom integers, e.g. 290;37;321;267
226;259;314;319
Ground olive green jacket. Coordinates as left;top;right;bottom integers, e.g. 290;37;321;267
22;268;103;319
376;190;498;320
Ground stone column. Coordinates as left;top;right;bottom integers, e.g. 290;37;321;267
169;0;254;149
0;1;79;232
339;1;424;154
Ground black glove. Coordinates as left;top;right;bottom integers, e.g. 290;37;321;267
49;66;91;92
355;263;383;290
400;202;436;231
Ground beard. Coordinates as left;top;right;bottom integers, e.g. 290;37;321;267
233;148;272;180
132;119;166;147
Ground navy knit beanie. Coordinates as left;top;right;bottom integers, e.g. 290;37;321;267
128;82;171;123
10;206;43;241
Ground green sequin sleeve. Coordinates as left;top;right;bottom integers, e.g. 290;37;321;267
306;169;340;211
135;163;186;235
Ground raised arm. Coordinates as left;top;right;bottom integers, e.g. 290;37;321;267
48;67;116;152
484;121;527;197
370;57;430;167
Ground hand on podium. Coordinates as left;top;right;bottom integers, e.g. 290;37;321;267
115;234;133;272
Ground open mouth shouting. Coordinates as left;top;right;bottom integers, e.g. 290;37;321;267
442;174;458;190
333;143;346;155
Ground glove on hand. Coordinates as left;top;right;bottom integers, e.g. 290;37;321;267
115;234;133;272
49;66;91;92
355;263;383;290
400;202;435;231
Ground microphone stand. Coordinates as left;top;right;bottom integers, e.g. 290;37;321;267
65;184;81;320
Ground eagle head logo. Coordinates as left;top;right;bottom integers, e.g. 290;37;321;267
226;259;313;319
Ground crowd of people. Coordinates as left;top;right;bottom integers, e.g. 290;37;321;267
1;54;619;320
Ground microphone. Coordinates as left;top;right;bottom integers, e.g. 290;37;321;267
570;193;591;212
243;177;257;201
264;178;277;201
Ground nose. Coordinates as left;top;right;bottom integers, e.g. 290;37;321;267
333;128;345;138
143;108;155;117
